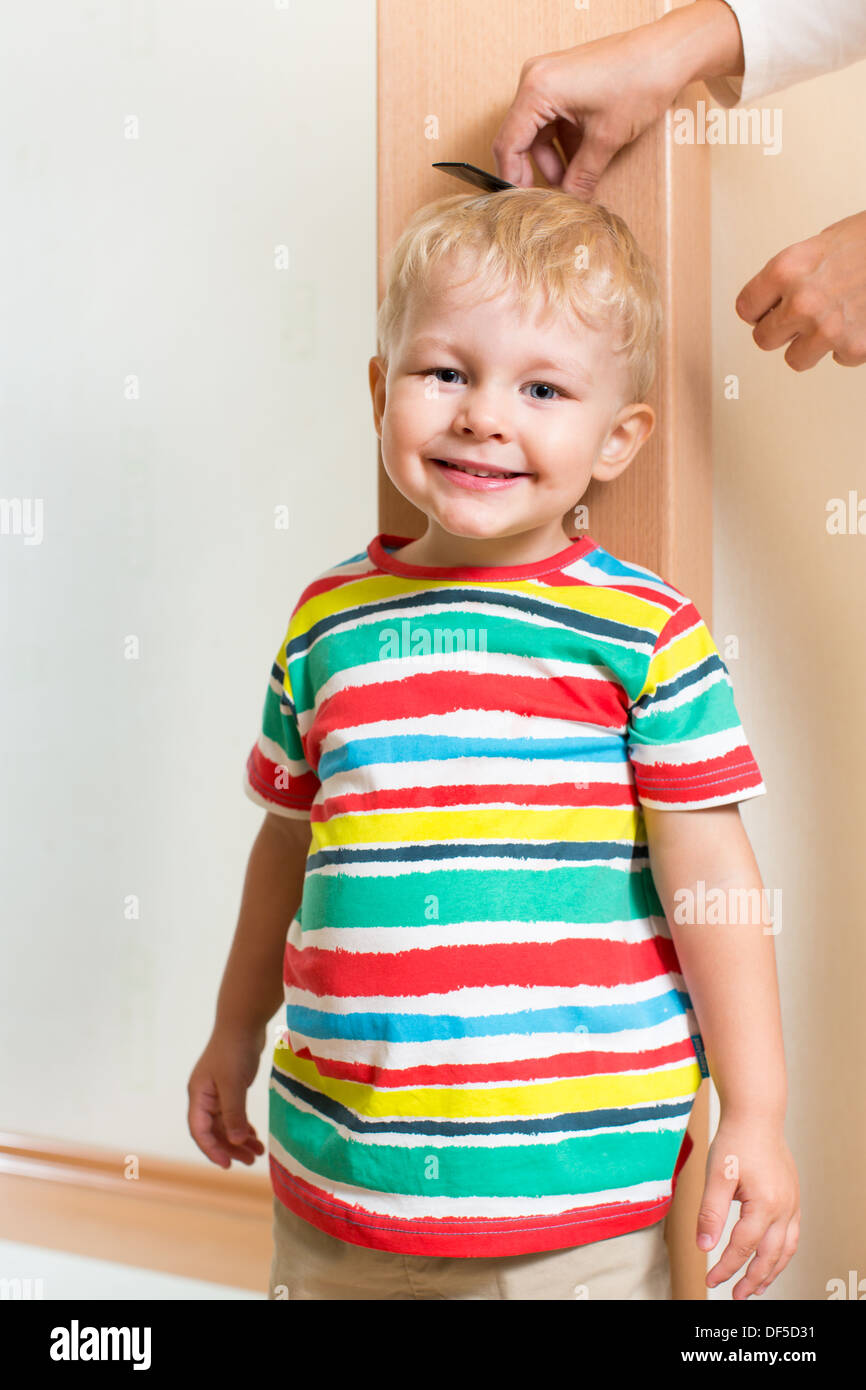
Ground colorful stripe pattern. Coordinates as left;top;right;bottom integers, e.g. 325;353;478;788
243;532;766;1256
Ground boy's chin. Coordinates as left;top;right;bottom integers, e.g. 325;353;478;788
421;510;562;543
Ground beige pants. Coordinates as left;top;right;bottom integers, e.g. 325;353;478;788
267;1196;673;1300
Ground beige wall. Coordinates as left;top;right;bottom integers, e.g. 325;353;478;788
710;60;866;1299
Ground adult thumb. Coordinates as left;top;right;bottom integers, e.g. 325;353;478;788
559;131;615;201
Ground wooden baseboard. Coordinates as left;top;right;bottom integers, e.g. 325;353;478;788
0;1126;708;1299
0;1132;272;1292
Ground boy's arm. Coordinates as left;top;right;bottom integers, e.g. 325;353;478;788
643;802;799;1298
642;802;786;1122
188;810;312;1168
214;810;312;1034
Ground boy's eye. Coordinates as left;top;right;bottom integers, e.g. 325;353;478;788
526;382;561;401
424;368;563;400
427;367;463;384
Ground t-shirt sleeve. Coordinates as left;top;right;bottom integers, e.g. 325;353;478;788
627;599;766;810
242;615;320;820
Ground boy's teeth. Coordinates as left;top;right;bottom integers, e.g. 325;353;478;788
442;461;514;478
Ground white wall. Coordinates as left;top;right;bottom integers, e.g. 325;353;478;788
0;1;377;1161
710;61;866;1299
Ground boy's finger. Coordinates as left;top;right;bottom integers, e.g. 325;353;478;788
214;1108;266;1162
731;1219;789;1298
705;1212;764;1293
218;1089;252;1143
750;1217;800;1295
695;1170;735;1252
188;1097;234;1168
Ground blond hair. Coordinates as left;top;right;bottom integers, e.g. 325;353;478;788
376;187;663;403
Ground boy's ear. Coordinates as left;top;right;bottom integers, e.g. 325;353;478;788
368;356;387;439
592;403;656;483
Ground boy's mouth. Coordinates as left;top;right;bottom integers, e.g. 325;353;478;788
428;455;528;489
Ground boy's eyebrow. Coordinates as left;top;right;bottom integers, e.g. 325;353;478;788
410;336;595;388
526;355;594;388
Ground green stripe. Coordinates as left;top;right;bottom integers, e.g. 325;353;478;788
289;608;652;718
632;676;740;741
300;862;658;931
270;1087;684;1198
261;684;306;762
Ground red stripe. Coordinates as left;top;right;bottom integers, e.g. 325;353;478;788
305;670;629;766
283;933;682;997
284;1036;698;1087
270;1159;674;1256
633;747;763;802
312;776;639;819
654;598;700;646
246;746;318;809
611;583;684;618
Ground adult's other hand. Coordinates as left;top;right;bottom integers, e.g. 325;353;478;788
736;211;866;370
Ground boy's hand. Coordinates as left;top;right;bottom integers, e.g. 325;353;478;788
187;1024;268;1169
698;1117;800;1299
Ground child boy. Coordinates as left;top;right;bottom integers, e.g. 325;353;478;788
187;187;799;1300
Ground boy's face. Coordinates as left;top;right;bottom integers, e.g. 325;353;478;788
368;252;655;561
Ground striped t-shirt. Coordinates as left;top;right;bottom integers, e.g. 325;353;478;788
243;531;766;1257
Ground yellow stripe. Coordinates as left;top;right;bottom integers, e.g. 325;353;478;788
650;622;718;687
313;805;641;847
274;1044;701;1119
289;573;675;642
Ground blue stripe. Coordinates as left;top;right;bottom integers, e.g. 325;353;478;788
640;654;726;708
305;839;648;870
580;548;677;588
284;990;690;1042
318;731;630;781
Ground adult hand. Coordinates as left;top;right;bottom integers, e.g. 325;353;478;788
491;1;745;200
736;210;866;370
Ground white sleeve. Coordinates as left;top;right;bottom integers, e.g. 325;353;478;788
703;0;866;107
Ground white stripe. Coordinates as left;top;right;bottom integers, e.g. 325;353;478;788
289;915;670;950
305;702;626;740
629;722;748;766
311;755;635;797
282;973;683;1017
639;784;766;811
305;850;646;878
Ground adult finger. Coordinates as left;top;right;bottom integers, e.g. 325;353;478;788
559;125;618;200
527;124;567;185
783;321;839;372
492;76;555;185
